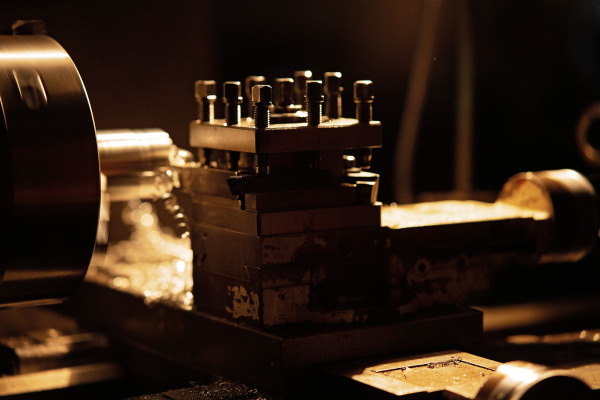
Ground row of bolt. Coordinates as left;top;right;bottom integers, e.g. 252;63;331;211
194;71;374;129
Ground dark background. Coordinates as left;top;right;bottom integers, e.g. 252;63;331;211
2;0;600;203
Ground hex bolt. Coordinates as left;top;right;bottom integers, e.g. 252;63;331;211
354;80;375;169
354;80;374;124
305;80;323;126
324;72;343;119
252;85;272;174
252;84;272;129
293;70;312;109
273;78;294;113
194;80;217;123
223;81;242;126
245;75;265;118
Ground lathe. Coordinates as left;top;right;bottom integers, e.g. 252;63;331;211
0;16;598;400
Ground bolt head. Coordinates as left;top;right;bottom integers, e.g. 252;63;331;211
354;80;374;102
194;80;216;100
305;80;323;100
274;78;294;105
293;70;313;94
324;72;343;94
223;81;242;101
252;85;272;104
245;75;266;98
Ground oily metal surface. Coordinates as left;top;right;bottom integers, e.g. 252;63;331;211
0;35;100;306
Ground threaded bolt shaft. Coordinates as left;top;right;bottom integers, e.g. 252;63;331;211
223;81;242;126
305;80;323;126
194;80;217;123
307;102;322;126
254;153;269;174
252;84;272;174
356;103;372;123
354;80;374;124
324;72;343;119
254;103;270;129
252;84;272;129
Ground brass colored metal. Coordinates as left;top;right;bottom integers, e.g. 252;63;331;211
475;361;593;400
325;350;501;399
0;35;100;307
189;118;382;153
194;80;217;123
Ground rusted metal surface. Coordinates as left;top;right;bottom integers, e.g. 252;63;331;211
66;282;482;397
190;192;558;327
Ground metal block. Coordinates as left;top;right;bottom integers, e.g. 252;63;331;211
189;119;382;153
226;169;333;196
66;282;482;397
193;202;381;236
258;204;381;235
323;350;501;399
244;184;362;212
192;224;385;280
179;165;236;197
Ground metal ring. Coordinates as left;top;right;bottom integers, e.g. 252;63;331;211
475;361;593;400
0;35;100;306
576;102;600;168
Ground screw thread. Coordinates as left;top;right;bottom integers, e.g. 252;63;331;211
254;153;269;174
225;103;241;126
200;101;214;123
307;102;322;126
254;103;270;129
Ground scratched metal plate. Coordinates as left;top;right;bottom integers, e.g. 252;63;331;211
324;350;500;399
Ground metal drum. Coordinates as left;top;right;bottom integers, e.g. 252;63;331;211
0;34;100;306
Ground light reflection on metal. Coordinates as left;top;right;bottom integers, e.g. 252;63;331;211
475;361;593;400
496;363;539;385
0;34;100;307
87;199;193;309
381;200;549;230
576;102;600;168
0;50;69;60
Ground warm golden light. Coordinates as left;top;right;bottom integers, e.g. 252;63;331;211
0;50;69;60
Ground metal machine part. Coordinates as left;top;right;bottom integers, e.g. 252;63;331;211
324;352;595;400
0;34;100;307
324;350;501;399
56;67;600;399
96;128;178;201
497;169;598;263
475;361;593;400
97;129;175;175
0;23;595;399
185;71;599;329
0;307;127;398
576;102;600;168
